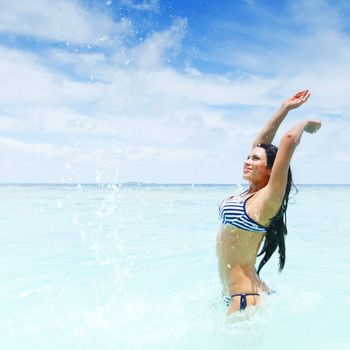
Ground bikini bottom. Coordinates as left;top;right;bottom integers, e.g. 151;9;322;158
223;290;276;311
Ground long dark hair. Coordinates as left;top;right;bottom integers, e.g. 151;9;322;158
255;143;296;275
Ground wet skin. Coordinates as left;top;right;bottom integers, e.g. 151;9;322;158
217;148;272;314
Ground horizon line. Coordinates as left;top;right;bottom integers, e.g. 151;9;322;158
0;182;349;186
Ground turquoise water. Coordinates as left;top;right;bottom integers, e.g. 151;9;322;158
1;184;349;349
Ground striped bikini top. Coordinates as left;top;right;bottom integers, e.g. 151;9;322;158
219;193;267;233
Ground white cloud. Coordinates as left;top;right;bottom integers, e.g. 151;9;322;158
0;31;280;138
0;0;350;183
0;137;69;158
0;46;106;105
131;18;187;68
0;0;131;44
205;0;350;112
120;0;159;12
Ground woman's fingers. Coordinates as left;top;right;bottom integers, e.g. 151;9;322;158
294;91;304;98
304;120;321;133
283;89;311;110
293;90;310;105
302;91;311;102
294;89;308;99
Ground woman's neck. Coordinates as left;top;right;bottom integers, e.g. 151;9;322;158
247;186;258;194
247;183;263;194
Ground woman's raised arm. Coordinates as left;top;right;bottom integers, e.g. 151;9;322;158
252;90;311;148
265;119;321;207
252;119;321;226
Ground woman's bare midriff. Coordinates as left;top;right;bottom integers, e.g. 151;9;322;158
216;224;269;312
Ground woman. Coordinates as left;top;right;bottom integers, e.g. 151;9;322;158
216;90;321;315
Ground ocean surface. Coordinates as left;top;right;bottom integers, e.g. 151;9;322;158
1;184;349;349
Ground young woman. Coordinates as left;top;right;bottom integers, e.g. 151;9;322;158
216;90;321;315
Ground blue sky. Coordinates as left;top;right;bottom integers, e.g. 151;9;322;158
0;0;349;183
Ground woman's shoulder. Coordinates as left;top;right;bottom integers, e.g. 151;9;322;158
245;188;281;226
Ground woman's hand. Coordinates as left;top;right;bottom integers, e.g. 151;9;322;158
304;120;322;133
282;90;310;111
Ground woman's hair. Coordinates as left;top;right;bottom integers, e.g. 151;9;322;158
255;143;296;275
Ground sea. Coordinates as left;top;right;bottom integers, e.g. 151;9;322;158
1;184;349;349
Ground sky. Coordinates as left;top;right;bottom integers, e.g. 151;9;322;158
0;0;349;184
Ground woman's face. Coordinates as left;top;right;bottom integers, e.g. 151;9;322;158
243;147;271;184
